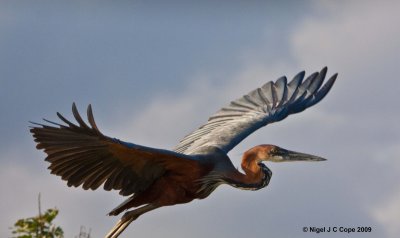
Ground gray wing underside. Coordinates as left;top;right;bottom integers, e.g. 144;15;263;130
173;67;337;155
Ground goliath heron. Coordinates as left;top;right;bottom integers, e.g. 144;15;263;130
30;67;337;238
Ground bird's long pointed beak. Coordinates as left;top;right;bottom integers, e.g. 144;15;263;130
272;149;326;162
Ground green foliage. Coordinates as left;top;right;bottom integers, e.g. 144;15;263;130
11;208;64;238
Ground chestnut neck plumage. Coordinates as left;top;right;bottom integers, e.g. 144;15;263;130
224;149;272;191
196;147;272;197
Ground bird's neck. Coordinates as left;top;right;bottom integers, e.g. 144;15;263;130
240;150;264;183
224;151;272;190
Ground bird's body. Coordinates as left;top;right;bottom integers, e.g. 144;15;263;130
30;67;337;238
108;145;271;216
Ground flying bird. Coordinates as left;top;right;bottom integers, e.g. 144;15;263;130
30;67;337;238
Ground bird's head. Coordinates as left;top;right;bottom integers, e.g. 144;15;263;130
253;144;326;162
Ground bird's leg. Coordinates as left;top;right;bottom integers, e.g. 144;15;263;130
105;204;159;238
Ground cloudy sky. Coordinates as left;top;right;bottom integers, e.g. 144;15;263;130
1;0;400;237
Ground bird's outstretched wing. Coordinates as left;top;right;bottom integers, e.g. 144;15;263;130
31;103;199;196
174;67;337;155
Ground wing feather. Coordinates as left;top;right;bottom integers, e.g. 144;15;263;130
31;103;199;196
174;67;337;155
275;76;288;107
286;71;305;102
260;82;275;107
